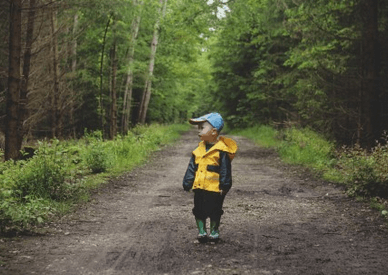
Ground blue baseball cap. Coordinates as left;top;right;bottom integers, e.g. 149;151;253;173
189;112;224;132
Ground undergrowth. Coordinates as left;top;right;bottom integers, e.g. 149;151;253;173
232;125;388;219
0;123;189;233
229;125;280;148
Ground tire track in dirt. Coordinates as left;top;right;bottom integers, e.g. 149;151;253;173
1;129;388;274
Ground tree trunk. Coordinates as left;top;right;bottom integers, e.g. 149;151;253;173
50;6;61;138
99;16;112;136
109;38;118;140
19;0;37;139
18;0;36;148
70;12;78;138
122;0;142;133
138;0;167;124
362;0;380;147
6;0;22;160
71;13;78;73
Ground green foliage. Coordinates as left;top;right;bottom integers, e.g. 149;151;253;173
232;125;336;171
0;140;82;231
0;124;189;233
5;140;80;201
0;198;54;229
146;0;215;123
209;0;298;129
278;128;336;171
83;131;111;173
208;0;388;145
335;141;388;197
230;125;281;148
20;0;213;139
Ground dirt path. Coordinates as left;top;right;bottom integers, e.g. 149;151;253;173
1;129;388;275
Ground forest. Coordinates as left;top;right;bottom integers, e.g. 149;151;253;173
2;0;216;161
2;0;387;159
3;2;388;272
1;0;388;228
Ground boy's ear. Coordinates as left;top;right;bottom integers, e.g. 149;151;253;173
211;128;218;136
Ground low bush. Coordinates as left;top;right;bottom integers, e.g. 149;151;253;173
0;197;54;228
2;140;80;202
83;131;111;173
336;142;388;197
0;123;189;233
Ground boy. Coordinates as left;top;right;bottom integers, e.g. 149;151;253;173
183;112;238;242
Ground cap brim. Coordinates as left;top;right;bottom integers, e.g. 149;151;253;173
189;118;206;125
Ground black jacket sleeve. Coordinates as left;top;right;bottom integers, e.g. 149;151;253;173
183;154;196;191
219;151;232;192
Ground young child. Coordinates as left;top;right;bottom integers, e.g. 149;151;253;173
183;112;238;242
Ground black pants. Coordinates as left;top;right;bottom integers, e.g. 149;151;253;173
192;189;225;221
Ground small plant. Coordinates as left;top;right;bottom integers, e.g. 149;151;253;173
336;141;388;198
83;143;110;174
81;130;111;173
7;140;76;201
1;197;53;229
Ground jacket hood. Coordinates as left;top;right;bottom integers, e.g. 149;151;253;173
196;136;238;161
219;136;237;152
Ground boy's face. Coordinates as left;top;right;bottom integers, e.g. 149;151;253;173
198;121;218;142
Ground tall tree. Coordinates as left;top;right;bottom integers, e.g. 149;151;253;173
69;12;79;138
6;0;22;160
18;0;37;148
138;0;167;124
122;0;142;133
361;0;380;147
50;5;61;138
99;15;112;136
109;23;118;140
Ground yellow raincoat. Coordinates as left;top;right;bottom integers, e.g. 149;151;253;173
190;136;238;193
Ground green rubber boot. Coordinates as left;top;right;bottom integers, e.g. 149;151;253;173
209;220;220;241
195;218;207;242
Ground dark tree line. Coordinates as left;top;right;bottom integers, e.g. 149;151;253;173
209;0;387;147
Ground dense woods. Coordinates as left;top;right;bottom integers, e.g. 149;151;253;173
1;0;216;160
209;0;387;148
1;0;388;160
2;0;388;231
